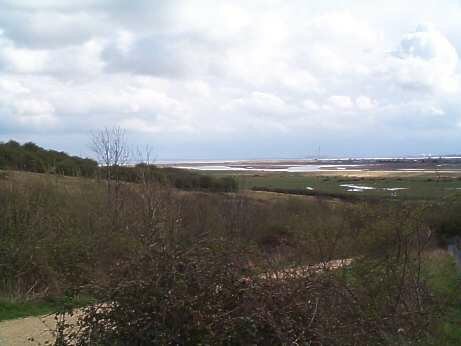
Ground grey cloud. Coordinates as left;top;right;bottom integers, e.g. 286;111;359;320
389;24;459;93
0;0;173;49
1;0;461;159
0;11;110;49
102;34;188;77
102;32;226;79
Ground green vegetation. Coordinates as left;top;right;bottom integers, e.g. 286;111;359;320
428;198;461;240
0;140;460;344
0;140;239;193
224;172;461;200
0;299;60;321
0;296;93;322
424;252;461;345
0;140;98;176
0;169;458;344
105;164;239;192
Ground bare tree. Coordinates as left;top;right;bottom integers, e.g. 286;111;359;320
133;145;164;232
90;127;130;191
134;144;156;168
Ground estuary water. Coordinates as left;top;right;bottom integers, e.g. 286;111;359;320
174;164;364;173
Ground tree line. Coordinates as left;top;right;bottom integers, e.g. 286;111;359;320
0;140;98;177
0;139;238;193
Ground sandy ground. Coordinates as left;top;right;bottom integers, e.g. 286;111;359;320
0;313;79;346
0;313;58;345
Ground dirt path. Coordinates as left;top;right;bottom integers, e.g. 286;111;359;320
0;259;352;345
258;258;353;280
0;313;79;346
0;314;57;345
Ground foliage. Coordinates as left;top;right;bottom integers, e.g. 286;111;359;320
0;139;239;192
0;140;97;177
0;296;93;322
426;198;461;240
0;170;456;344
99;165;239;193
41;179;437;344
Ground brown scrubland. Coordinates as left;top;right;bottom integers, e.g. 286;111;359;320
1;164;460;345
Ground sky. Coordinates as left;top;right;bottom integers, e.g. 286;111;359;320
0;0;460;160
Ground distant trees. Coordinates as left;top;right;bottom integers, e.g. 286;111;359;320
0;140;98;177
0;134;239;193
173;172;238;192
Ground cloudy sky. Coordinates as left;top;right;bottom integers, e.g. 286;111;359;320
0;0;460;159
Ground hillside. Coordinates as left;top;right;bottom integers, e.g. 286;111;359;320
0;140;97;177
0;140;238;193
0;167;459;344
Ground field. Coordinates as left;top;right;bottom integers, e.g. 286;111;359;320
204;170;461;200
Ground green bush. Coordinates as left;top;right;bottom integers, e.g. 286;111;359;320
0;140;98;177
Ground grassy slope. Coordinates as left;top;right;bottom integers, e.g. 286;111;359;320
1;168;459;344
0;171;97;321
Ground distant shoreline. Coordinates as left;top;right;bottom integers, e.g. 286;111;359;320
157;156;461;173
156;155;461;165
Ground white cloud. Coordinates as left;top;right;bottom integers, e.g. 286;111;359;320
14;98;54;116
0;43;49;74
356;96;376;111
391;24;459;93
308;11;378;47
115;30;135;55
0;78;30;94
223;91;291;117
328;96;354;110
0;32;105;77
302;99;320;111
0;86;57;129
1;1;461;158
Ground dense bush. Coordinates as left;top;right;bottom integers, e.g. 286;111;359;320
57;198;437;345
173;171;238;192
428;200;461;241
0;140;97;177
0;172;450;344
99;165;239;193
0;176;115;296
0;174;239;298
252;186;361;201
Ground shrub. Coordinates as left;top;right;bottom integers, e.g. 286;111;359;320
56;201;437;345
